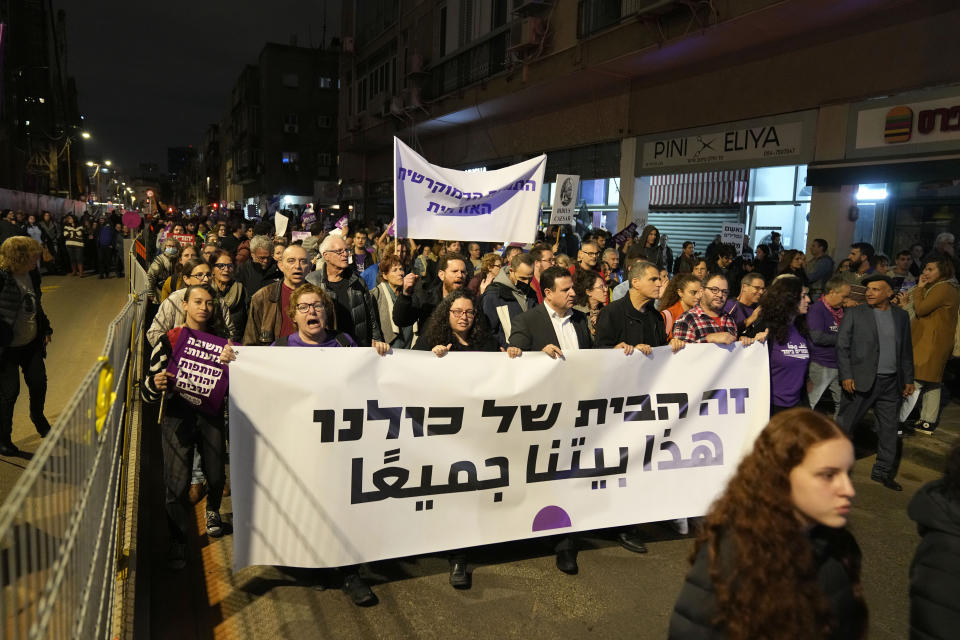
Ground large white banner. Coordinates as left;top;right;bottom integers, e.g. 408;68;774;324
393;137;546;244
228;344;770;569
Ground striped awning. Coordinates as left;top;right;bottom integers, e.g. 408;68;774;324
650;169;749;208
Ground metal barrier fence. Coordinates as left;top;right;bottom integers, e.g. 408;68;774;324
0;252;148;639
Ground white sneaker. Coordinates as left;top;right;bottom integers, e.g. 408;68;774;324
671;518;689;535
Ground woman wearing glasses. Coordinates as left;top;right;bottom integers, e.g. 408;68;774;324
208;250;248;340
572;268;608;340
147;258;237;347
414;289;499;588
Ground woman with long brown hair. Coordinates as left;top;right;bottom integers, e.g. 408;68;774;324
659;273;702;339
669;408;867;639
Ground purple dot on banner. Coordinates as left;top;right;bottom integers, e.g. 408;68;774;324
532;505;572;532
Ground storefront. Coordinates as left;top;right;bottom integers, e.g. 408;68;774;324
636;110;819;255
807;84;960;257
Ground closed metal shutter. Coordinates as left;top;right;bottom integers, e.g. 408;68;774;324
648;211;742;256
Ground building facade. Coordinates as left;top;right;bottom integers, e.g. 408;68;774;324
220;43;340;214
337;0;960;261
0;0;85;198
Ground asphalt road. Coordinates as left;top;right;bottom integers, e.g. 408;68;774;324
0;272;129;501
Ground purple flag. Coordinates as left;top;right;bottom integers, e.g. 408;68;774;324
166;328;229;415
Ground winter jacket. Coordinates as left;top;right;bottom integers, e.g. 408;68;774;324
480;268;538;348
669;526;866;639
674;253;697;275
146;253;176;300
638;225;663;269
911;280;960;383
147;288;237;347
213;280;248;341
371;282;418;347
0;268;51;354
909;478;960;640
392;278;445;332
236;259;281;308
242;280;286;346
595;294;666;349
305;267;383;347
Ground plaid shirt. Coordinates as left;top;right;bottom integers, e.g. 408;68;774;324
671;305;738;343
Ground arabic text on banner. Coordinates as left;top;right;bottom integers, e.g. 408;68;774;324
166;328;229;415
227;344;770;569
393;137;546;244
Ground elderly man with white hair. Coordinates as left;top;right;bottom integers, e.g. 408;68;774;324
305;234;386;348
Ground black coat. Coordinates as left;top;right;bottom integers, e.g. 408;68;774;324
392;279;444;330
507;303;592;351
669;526;866;639
305;267;384;347
595;295;666;348
236;259;281;308
909;478;960;640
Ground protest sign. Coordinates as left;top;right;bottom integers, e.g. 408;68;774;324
228;344;770;569
549;174;580;225
721;222;746;252
394;137;546;244
169;233;197;247
612;222;638;248
166;328;229;415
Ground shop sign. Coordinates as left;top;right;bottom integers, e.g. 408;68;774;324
854;93;960;151
641;117;809;172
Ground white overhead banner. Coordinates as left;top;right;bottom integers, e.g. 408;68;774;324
228;344;770;569
549;174;580;225
393;137;546;243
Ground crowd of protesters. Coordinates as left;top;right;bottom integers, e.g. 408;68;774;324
125;204;960;632
1;207;127;278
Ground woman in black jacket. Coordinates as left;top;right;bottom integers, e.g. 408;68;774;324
669;408;867;639
0;237;53;456
909;442;960;640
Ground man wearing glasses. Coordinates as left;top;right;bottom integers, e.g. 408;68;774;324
723;273;765;335
306;235;385;348
244;245;312;345
573;241;601;275
529;246;555;303
672;274;740;345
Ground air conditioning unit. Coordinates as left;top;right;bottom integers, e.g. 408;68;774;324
342;36;355;53
509;17;543;50
406;87;423;109
283;124;298;133
408;51;426;74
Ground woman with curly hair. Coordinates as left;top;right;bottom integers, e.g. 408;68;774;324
466;252;502;296
413;288;499;588
669;408;866;639
747;275;811;413
414;289;498;356
660;274;702;339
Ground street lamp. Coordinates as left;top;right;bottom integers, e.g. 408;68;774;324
81;131;91;140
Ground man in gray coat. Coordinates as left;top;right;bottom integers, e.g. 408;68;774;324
836;273;915;491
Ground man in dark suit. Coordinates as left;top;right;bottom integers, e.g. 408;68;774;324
836;273;915;491
507;265;591;357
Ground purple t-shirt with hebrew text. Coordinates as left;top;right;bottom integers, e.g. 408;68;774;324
769;324;810;408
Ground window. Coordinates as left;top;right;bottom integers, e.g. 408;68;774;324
282;73;299;88
748;166;796;202
317;115;333;128
281;152;299;169
318;76;334;89
317;152;333;166
283;114;299;134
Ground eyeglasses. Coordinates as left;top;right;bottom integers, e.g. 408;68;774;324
214;262;234;270
323;248;348;256
296;303;325;313
188;272;212;281
746;284;765;292
704;286;729;297
539;257;556;265
581;250;600;257
450;309;476;318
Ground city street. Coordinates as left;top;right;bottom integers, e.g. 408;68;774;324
0;272;129;500
145;411;957;640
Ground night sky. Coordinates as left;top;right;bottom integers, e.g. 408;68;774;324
59;0;340;175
